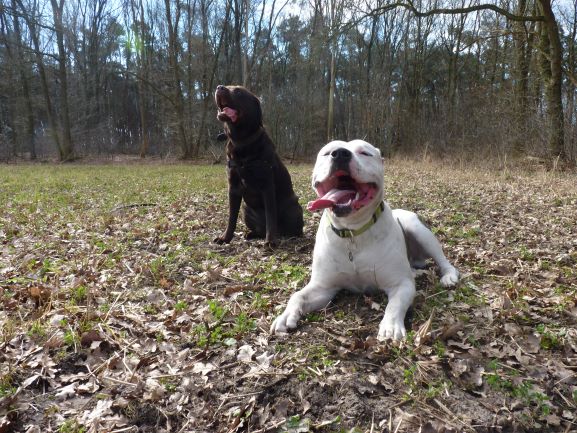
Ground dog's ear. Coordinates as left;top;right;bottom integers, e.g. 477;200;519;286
256;96;263;126
216;132;227;142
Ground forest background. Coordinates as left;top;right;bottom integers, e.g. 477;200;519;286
0;0;576;164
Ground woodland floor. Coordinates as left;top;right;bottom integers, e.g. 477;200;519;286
0;160;576;433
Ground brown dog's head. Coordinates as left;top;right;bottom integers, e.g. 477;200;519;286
215;85;263;140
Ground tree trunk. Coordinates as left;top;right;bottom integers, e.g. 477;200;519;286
164;0;192;158
327;48;336;142
195;0;231;154
538;0;566;162
50;0;74;161
512;0;530;155
16;0;62;156
11;0;36;159
131;0;150;158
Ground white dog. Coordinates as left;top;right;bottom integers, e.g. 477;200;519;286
271;140;459;340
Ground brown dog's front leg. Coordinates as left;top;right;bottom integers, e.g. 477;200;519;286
262;185;278;247
214;181;242;244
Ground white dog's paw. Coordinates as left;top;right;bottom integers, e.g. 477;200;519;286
440;267;459;287
377;317;407;341
270;308;300;335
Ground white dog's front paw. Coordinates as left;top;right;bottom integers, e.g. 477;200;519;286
440;267;459;287
377;316;407;341
270;307;300;335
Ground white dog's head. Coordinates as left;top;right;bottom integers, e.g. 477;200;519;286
308;140;384;223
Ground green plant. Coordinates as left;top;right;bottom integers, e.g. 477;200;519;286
304;312;323;323
248;260;309;289
63;330;78;347
307;344;334;368
58;420;86;433
280;415;313;432
539;260;551;271
334;310;346;320
403;364;417;386
191;300;231;347
454;282;485;306
519;246;535;261
231;312;256;337
0;375;17;398
535;324;562;350
485;360;551;415
250;292;269;311
433;340;446;358
144;304;158;315
160;378;177;393
71;285;87;304
27;321;47;339
208;300;227;321
174;300;188;312
40;258;58;278
425;380;447;399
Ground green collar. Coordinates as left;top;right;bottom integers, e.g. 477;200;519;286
328;201;385;238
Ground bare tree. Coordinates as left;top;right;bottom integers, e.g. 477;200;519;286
50;0;74;160
164;0;192;158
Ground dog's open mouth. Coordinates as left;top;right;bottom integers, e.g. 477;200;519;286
215;90;239;123
217;106;238;123
308;170;378;216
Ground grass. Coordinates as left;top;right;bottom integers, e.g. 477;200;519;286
1;160;576;432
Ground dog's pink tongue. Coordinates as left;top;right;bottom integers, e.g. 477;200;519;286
221;107;238;122
307;189;355;211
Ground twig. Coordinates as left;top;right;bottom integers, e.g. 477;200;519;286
111;203;157;213
250;418;287;433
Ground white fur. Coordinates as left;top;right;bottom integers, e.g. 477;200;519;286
271;140;459;340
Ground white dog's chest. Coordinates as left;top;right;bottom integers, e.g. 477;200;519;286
310;213;412;293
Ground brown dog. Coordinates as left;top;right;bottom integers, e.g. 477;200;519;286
214;85;303;246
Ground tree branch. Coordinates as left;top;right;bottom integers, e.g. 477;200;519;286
366;0;545;23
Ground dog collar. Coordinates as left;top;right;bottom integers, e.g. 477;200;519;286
229;127;265;148
328;201;385;238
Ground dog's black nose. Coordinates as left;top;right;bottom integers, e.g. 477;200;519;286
330;148;352;161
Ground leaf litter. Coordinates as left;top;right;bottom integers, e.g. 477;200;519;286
0;161;576;432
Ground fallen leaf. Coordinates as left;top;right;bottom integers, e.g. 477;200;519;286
237;344;256;363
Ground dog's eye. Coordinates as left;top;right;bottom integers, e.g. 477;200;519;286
359;151;372;156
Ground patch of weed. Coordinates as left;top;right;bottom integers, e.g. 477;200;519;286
485;360;551;416
191;300;253;347
27;321;47;340
454;282;485;306
433;340;446;358
58;420;86;433
519;246;535;261
0;374;17;398
174;300;188;312
249;292;269;312
231;312;256;337
71;285;88;305
248;259;309;290
535;324;563;350
304;312;324;323
63;330;79;348
208;300;227;321
309;344;334;367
